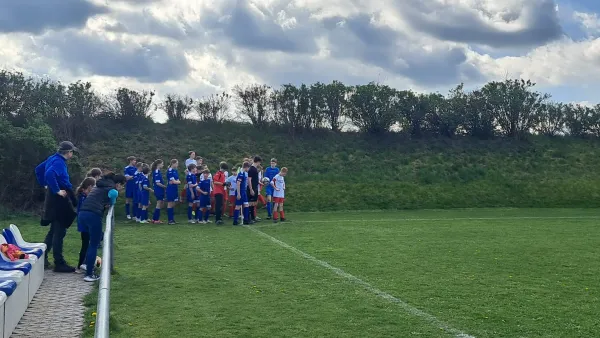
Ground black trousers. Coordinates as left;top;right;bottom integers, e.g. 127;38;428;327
214;194;224;221
78;232;90;267
43;220;68;265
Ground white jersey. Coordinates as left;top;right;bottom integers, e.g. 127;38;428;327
185;158;196;168
226;176;237;196
272;174;285;198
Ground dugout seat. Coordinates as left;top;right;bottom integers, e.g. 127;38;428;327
0;229;43;303
0;275;27;338
0;291;5;338
9;225;46;251
2;229;44;258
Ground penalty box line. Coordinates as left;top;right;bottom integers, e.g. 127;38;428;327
244;225;476;338
251;215;600;228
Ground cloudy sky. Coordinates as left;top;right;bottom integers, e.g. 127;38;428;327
1;0;600;122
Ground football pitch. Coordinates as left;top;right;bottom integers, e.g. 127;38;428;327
18;208;600;337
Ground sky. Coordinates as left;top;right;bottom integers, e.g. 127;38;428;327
1;0;600;122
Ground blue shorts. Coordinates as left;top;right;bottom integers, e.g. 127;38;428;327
166;187;179;202
265;186;274;196
235;194;249;206
126;184;136;199
154;189;164;201
199;195;211;208
140;192;150;206
187;191;196;204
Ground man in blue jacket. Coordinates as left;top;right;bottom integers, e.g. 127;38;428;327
35;141;78;272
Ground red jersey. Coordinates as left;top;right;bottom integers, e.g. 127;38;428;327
213;170;226;195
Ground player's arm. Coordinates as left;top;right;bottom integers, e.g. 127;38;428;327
155;178;166;189
143;182;153;192
236;179;242;198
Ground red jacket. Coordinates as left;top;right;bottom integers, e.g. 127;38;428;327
213;171;226;195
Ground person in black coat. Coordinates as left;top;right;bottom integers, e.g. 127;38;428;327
34;141;78;272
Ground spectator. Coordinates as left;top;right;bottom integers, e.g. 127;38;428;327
35;141;78;273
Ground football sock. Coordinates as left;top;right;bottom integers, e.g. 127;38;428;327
243;207;250;222
125;204;130;217
132;204;138;218
153;208;160;221
249;206;255;220
273;211;279;220
266;202;272;217
233;209;240;224
167;207;174;222
187;206;193;220
280;210;285;219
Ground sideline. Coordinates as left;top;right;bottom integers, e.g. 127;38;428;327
245;225;476;338
250;215;600;228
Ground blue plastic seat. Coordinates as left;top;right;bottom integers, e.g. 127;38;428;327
0;260;31;274
0;279;17;297
2;230;43;258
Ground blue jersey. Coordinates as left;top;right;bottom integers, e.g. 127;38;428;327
124;165;137;188
236;172;247;196
167;168;179;189
264;166;279;180
153;169;165;194
141;175;150;196
186;173;197;192
198;178;211;194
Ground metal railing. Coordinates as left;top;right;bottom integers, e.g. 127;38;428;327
95;205;115;337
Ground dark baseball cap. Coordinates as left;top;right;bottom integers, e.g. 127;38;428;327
58;141;78;152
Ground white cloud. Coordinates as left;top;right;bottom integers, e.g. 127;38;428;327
1;0;600;122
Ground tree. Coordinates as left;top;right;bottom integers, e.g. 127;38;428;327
346;82;399;134
463;89;497;139
482;79;548;139
322;81;348;132
194;92;230;122
112;88;155;123
161;94;193;121
0;70;34;126
536;102;566;136
233;84;272;126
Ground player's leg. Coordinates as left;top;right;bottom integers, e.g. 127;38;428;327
153;199;163;223
279;200;286;221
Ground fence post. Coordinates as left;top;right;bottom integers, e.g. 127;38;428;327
94;205;114;337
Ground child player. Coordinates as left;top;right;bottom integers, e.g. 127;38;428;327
139;166;153;223
256;164;267;210
186;163;199;223
271;167;288;223
212;162;228;225
133;162;143;222
151;159;166;224
166;159;181;225
233;162;251;225
226;167;238;218
197;169;212;224
124;156;137;220
263;158;280;219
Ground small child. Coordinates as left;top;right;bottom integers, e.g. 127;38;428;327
186;164;199;223
166;159;181;225
151;159;166;224
76;177;96;271
133;162;143;222
139;166;153;223
87;168;102;180
256;164;267;210
197;169;212;224
79;173;126;282
226;167;238;217
234;162;251;226
271;167;288;223
264;158;280;220
124;156;137;220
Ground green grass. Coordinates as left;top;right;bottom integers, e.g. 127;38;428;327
9;208;600;337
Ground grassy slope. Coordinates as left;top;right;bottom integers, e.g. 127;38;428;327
82;120;600;211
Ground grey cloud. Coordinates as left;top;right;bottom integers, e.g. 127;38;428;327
0;0;107;34
201;0;318;54
398;0;563;48
322;15;482;86
43;31;190;83
104;11;200;40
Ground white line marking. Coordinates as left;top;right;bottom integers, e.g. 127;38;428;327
245;225;476;338
251;215;600;228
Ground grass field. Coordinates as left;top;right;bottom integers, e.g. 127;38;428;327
9;208;600;337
